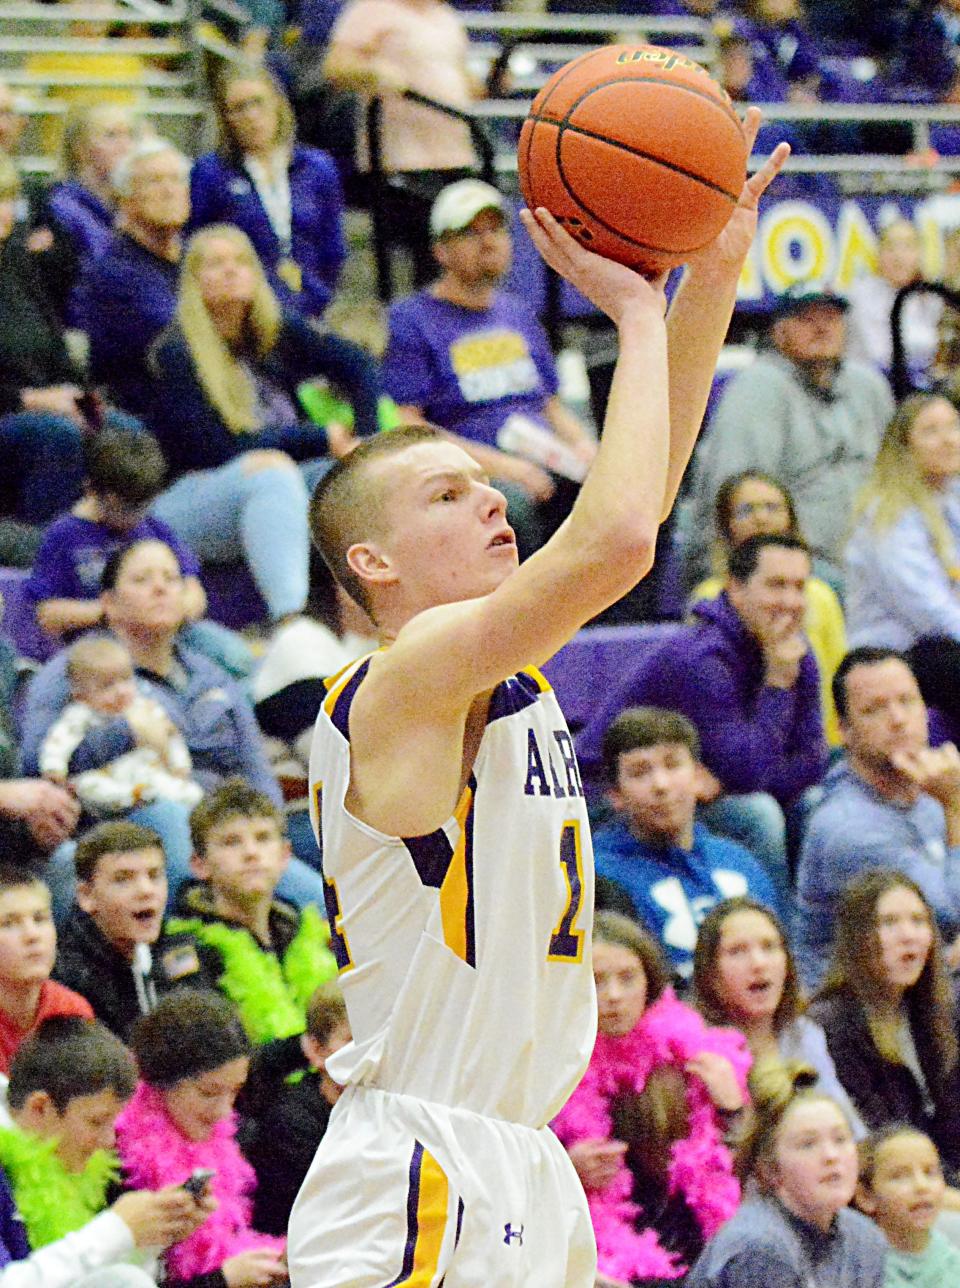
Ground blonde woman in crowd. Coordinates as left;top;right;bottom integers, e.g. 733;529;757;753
189;63;347;324
48;102;137;264
845;392;960;725
149;224;377;627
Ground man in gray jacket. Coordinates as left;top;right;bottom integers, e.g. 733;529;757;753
686;284;894;584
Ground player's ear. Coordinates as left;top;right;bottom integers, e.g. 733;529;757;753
190;851;210;880
346;541;397;589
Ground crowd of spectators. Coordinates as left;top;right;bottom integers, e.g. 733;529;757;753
5;0;960;1283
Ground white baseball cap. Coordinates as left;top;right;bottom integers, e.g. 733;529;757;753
429;179;507;239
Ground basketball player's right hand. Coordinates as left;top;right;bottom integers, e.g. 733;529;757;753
567;1138;628;1191
520;207;668;327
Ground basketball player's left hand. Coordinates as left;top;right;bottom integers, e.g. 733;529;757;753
686;107;790;276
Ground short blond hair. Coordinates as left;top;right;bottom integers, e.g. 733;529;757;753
309;424;442;610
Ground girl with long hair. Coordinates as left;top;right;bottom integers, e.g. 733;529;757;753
687;1061;886;1286
809;869;960;1193
189;62;346;324
149;224;378;627
48;102;137;266
691;469;846;743
845;393;960;724
692;895;864;1135
552;912;750;1285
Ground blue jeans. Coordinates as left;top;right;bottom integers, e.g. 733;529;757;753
0;412;85;522
153;453;312;622
46;798;326;926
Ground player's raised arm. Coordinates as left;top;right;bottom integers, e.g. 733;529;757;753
663;111;790;518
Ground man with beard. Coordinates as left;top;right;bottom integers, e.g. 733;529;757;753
382;178;597;554
686;283;894;586
795;645;960;989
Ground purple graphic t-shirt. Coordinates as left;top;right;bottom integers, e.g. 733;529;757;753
382;289;559;448
24;514;200;605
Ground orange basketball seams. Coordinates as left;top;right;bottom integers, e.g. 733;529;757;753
519;43;748;273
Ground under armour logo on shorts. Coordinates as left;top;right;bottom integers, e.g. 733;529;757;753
503;1223;524;1247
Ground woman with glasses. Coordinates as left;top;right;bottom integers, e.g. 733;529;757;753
189;62;347;324
690;468;847;745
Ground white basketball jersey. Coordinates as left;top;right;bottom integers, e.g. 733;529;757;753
308;654;597;1128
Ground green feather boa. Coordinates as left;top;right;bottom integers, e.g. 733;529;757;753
0;1125;117;1248
167;904;338;1043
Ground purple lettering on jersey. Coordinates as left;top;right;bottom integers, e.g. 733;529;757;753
553;730;584;798
524;729;551;796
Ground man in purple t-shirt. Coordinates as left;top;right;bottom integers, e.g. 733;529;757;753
381;178;596;552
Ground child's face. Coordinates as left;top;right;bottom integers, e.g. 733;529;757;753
593;941;648;1037
303;1019;352;1074
713;909;788;1026
875;885;933;997
0;883;56;986
194;814;291;903
45;1088;126;1172
74;660;137;716
162;1056;250;1141
859;1133;945;1244
77;846;167;957
93;491;148;534
610;742;698;844
770;1098;858;1231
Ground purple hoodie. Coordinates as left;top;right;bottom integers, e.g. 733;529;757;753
575;593;827;804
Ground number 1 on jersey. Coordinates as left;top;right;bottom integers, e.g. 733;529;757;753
548;820;586;963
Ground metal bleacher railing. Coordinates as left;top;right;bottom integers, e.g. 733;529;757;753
354;7;960;333
0;0;211;171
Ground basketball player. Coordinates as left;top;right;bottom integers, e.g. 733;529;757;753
289;111;788;1287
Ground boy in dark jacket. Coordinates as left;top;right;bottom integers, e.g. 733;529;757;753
53;821;217;1039
245;983;350;1236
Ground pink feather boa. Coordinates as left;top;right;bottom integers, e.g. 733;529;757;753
552;989;751;1282
115;1082;286;1280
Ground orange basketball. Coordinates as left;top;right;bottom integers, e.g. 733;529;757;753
518;44;748;273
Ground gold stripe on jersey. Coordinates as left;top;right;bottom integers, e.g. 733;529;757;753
407;1148;449;1285
439;779;476;967
386;1143;451;1286
521;664;553;692
323;661;361;714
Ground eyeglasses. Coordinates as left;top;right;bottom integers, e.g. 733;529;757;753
732;500;788;520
